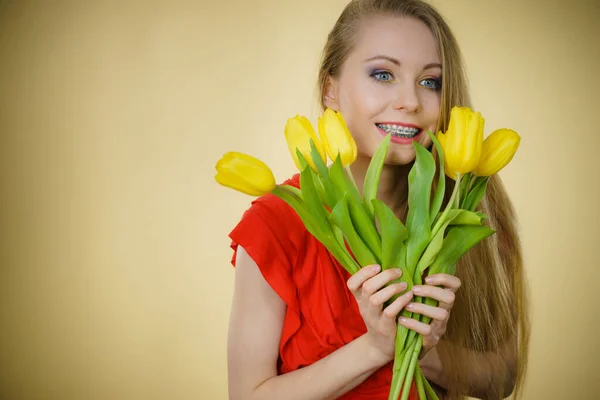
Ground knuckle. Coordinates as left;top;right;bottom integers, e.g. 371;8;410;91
423;325;432;336
362;283;373;295
447;292;456;304
439;309;449;321
383;307;395;318
369;295;381;307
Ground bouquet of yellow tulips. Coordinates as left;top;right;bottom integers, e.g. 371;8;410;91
215;106;520;400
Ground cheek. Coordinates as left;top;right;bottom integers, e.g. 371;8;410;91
343;80;388;118
421;92;441;126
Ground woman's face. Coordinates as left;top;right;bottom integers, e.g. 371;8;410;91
324;15;442;165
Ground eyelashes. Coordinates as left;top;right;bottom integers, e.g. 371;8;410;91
419;77;442;90
370;70;395;82
369;69;442;91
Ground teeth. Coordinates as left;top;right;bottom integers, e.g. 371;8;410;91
377;123;420;137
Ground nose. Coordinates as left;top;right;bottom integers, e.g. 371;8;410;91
392;83;421;113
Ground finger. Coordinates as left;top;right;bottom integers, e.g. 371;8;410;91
405;302;449;322
411;285;455;310
398;317;437;339
347;264;381;293
382;290;414;319
369;281;408;309
361;268;403;297
424;274;461;292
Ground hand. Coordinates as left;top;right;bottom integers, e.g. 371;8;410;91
346;264;414;364
398;273;461;358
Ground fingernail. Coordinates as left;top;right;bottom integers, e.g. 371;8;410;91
406;303;414;309
372;264;381;273
399;317;408;323
425;277;433;283
405;291;413;298
394;268;403;275
412;286;421;293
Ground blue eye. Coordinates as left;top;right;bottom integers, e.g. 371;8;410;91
420;78;441;90
370;70;394;82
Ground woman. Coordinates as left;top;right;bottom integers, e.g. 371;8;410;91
226;1;530;399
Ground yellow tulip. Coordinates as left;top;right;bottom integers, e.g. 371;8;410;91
474;128;521;176
215;152;276;196
284;115;327;171
318;108;357;166
437;107;484;179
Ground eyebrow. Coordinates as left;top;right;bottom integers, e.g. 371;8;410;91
364;55;442;70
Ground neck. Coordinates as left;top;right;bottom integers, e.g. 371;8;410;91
349;153;412;216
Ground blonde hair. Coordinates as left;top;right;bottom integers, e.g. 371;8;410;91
317;1;530;399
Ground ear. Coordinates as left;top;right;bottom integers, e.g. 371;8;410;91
323;76;340;111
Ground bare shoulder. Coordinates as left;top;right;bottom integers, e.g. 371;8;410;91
233;246;288;305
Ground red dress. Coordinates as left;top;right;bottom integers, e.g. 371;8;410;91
229;174;417;400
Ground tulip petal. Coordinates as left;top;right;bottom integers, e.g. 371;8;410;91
214;152;276;196
284;115;326;171
319;108;357;167
474;128;521;176
442;107;484;175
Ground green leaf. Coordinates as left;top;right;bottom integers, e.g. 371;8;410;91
363;134;391;216
309;139;337;208
325;237;362;275
448;209;485;225
279;184;303;200
463;176;490;211
272;186;326;240
347;198;382;263
295;148;309;171
405;142;435;274
373;199;412;307
329;155;349;199
329;195;378;267
273;186;359;275
372;199;408;271
329;155;381;259
299;162;329;222
427;130;446;225
428;225;496;276
476;211;489;221
332;224;345;249
415;209;483;276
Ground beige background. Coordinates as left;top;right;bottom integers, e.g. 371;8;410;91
1;0;599;399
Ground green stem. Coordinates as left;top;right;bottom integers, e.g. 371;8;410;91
460;173;476;209
390;350;406;399
400;335;423;400
345;165;357;190
420;368;439;400
415;365;426;400
389;339;416;400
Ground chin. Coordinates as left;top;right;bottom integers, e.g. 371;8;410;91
383;149;418;166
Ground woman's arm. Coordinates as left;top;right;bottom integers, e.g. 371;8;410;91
227;246;403;400
419;335;518;399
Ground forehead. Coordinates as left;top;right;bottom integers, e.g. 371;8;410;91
348;15;440;67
